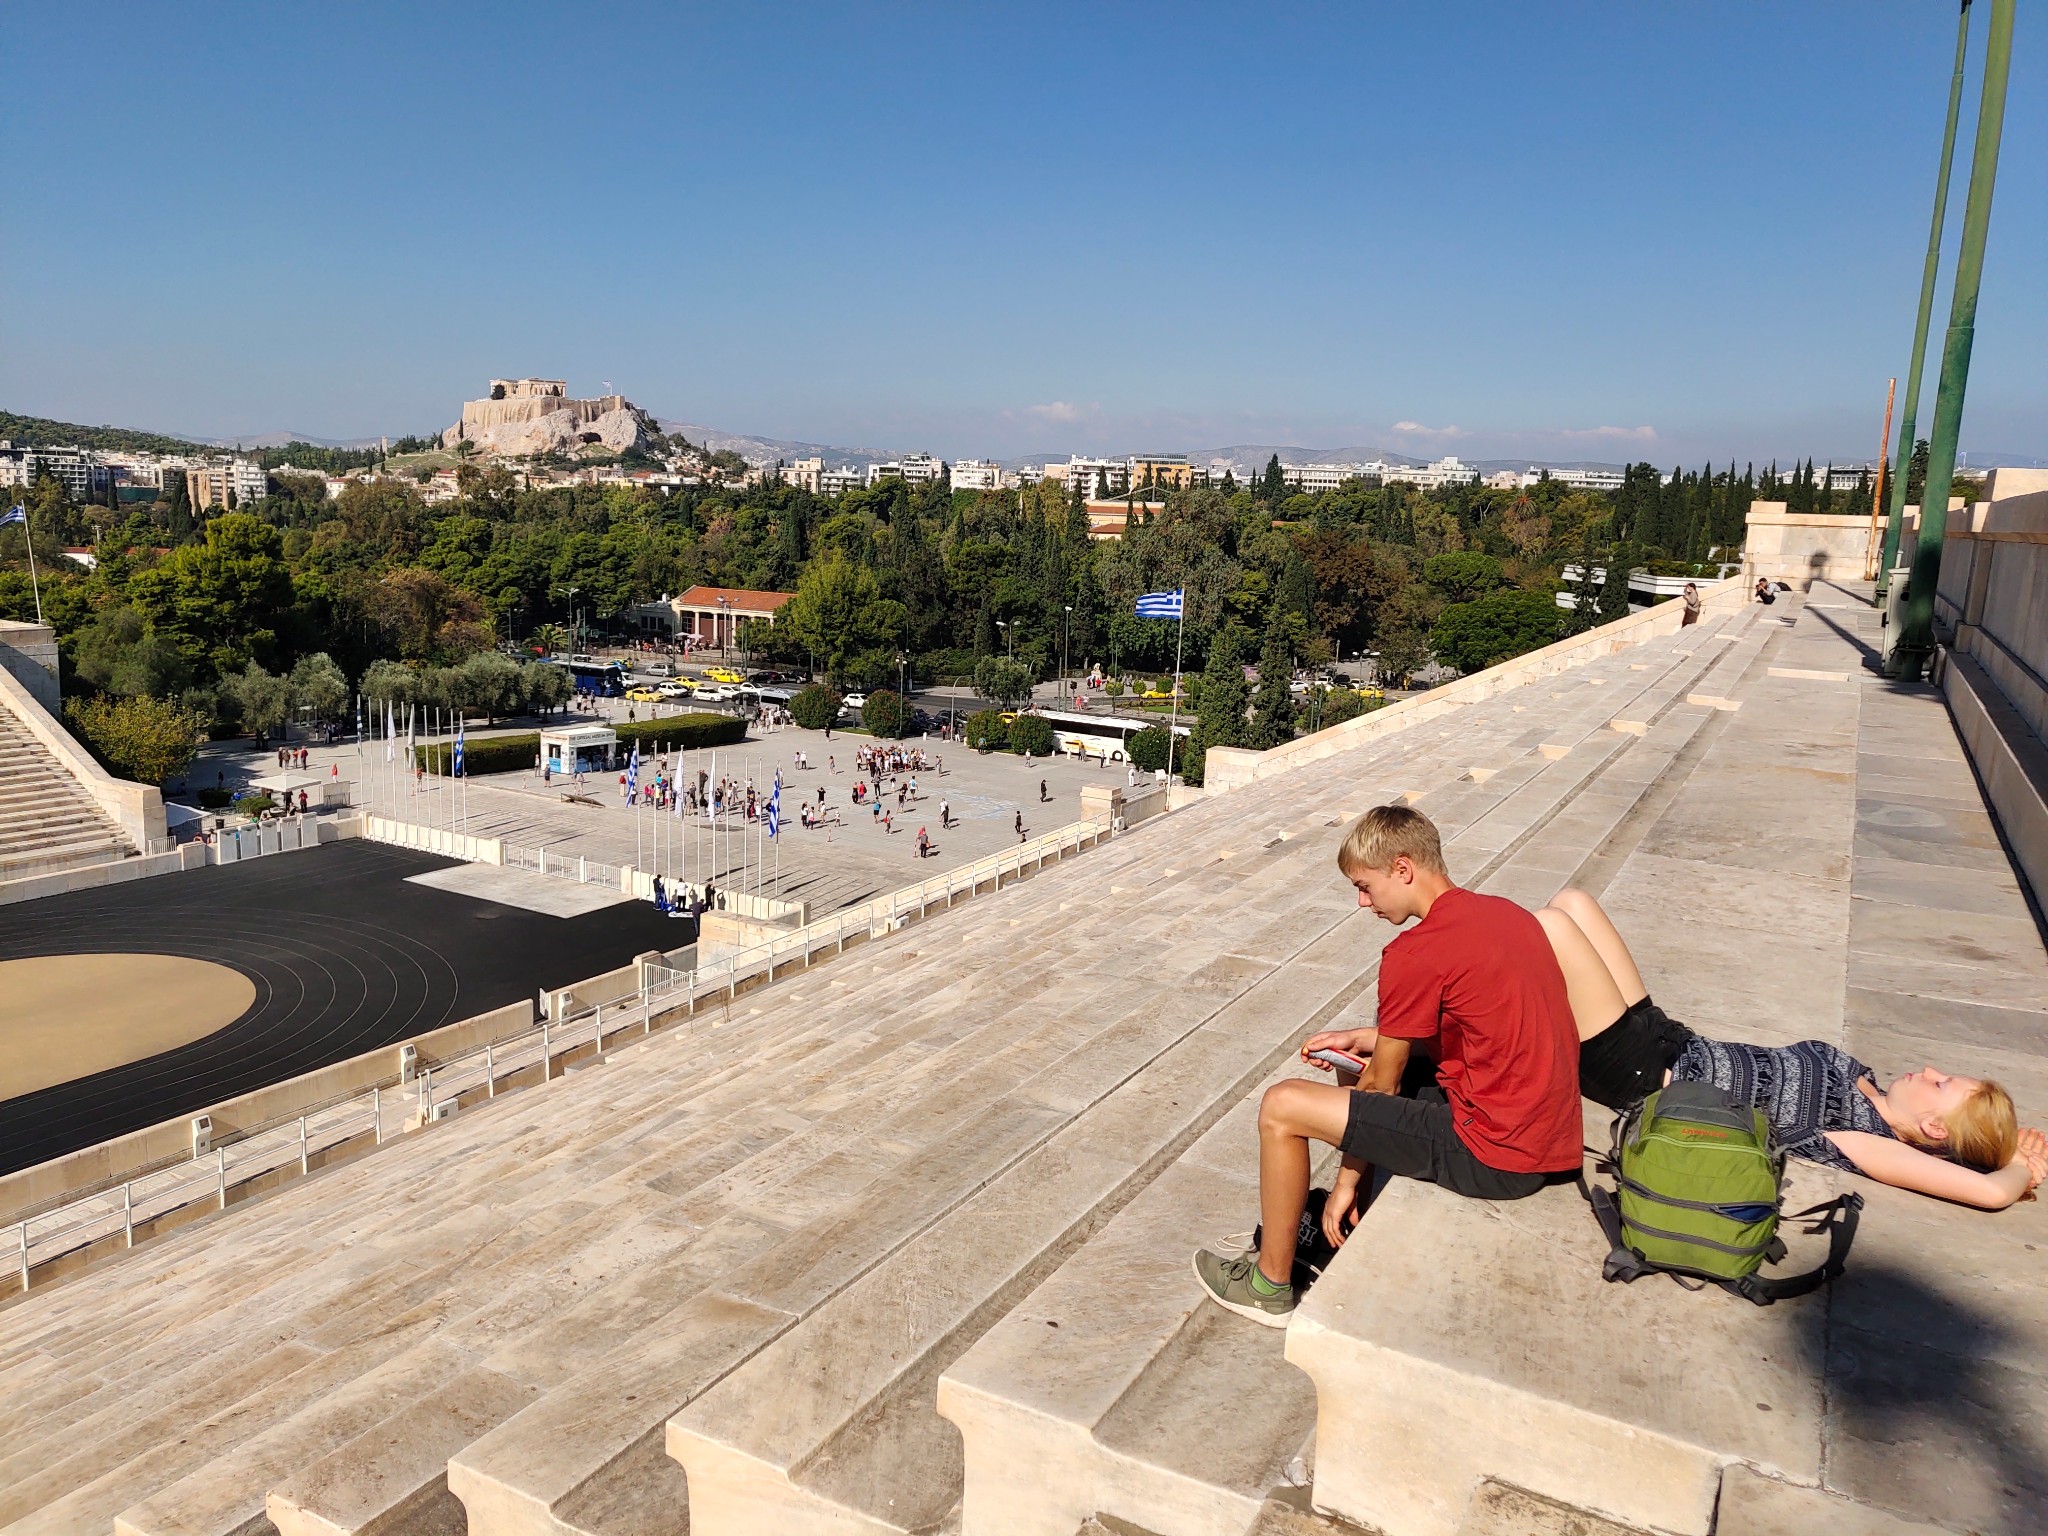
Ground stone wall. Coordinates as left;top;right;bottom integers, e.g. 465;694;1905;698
0;618;59;714
1934;467;2048;901
0;641;167;851
1203;576;1747;794
1742;502;1889;587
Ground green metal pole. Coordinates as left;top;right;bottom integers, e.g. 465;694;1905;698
1876;0;1972;602
1892;0;2012;679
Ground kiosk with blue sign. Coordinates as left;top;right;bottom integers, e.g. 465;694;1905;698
541;723;617;777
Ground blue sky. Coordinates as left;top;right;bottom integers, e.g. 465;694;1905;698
6;3;2043;465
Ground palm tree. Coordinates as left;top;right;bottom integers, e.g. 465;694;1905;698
530;622;570;657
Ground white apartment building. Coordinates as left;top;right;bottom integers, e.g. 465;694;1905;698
1516;466;1626;493
1381;456;1480;489
183;458;270;508
783;457;827;494
819;466;864;496
1044;457;1127;498
0;442;112;499
1281;462;1373;493
865;452;946;487
948;458;1005;492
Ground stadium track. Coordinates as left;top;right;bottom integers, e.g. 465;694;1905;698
0;839;677;1176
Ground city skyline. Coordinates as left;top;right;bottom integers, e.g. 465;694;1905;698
5;2;2044;465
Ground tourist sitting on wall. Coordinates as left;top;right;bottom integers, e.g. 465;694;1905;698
1517;887;2044;1209
1193;806;1584;1327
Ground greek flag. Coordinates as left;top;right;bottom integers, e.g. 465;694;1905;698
1134;588;1184;620
452;721;465;777
767;778;781;839
626;739;640;796
0;507;24;528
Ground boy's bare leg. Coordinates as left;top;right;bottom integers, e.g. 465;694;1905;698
1532;905;1631;1043
1544;888;1649;1008
1255;1079;1354;1285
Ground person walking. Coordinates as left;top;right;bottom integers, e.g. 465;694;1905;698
939;798;951;829
917;826;929;859
1681;581;1702;627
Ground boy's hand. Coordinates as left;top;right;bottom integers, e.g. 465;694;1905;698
1324;1168;1362;1248
1302;1027;1378;1070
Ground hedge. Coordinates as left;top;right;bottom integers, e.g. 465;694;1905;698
1008;714;1054;757
963;709;1009;751
412;713;746;774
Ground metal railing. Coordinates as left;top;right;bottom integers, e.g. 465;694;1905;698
8;813;1117;1294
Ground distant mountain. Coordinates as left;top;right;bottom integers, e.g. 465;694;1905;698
173;430;389;450
659;420;899;468
0;410;209;457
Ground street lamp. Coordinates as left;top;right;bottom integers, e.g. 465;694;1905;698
1061;604;1073;709
996;620;1014;658
715;596;732;658
896;651;907;732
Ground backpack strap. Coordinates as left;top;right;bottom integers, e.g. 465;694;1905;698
1724;1192;1864;1305
1578;1174;1656;1285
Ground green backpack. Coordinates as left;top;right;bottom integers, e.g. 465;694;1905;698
1582;1081;1862;1306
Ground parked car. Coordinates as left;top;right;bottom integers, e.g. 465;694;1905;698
643;661;675;678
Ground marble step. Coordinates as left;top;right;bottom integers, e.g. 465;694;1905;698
933;670;1715;1536
664;937;1369;1536
113;1338;474;1536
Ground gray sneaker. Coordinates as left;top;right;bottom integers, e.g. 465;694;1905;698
1192;1247;1296;1327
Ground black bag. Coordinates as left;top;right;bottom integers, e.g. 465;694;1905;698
1251;1186;1348;1292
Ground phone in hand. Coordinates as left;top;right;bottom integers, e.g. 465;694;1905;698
1305;1046;1367;1075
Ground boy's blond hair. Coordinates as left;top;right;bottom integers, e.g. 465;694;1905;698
1336;804;1447;877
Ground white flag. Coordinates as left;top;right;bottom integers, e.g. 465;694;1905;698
384;700;394;761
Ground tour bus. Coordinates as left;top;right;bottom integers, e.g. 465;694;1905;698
1033;707;1190;764
546;657;629;697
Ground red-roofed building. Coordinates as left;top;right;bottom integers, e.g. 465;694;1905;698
628;585;795;649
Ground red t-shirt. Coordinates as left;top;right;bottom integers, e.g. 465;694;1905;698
1375;886;1582;1174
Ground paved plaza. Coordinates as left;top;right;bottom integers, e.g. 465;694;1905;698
191;711;1140;915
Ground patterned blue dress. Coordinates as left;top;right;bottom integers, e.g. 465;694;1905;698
1672;1037;1897;1173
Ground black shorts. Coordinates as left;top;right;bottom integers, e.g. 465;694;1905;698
1338;1057;1555;1201
1577;996;1694;1110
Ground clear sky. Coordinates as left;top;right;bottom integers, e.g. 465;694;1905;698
6;2;2043;466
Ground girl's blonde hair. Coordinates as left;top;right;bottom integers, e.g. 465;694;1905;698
1900;1079;2019;1172
1940;1080;2019;1172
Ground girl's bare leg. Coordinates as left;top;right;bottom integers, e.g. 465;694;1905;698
1533;905;1631;1043
1545;888;1649;1008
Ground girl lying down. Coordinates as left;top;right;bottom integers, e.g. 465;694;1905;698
1307;885;2045;1210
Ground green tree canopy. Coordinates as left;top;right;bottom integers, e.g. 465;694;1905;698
972;655;1035;709
63;695;205;786
1421;551;1506;604
1429;589;1561;674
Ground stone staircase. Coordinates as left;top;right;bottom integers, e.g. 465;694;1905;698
0;708;138;881
13;599;1964;1536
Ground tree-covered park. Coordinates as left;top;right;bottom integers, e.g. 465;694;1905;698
0;449;1865;785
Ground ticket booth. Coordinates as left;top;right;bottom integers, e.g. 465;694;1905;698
541;723;617;777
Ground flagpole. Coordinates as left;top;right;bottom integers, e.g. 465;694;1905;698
9;505;44;625
1165;591;1185;785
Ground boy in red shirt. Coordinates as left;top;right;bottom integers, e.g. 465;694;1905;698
1194;805;1583;1325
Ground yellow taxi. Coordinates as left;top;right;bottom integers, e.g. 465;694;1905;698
704;666;746;684
624;686;664;703
1139;684;1178;700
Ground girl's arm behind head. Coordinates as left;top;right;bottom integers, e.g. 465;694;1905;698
1824;1129;2042;1210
